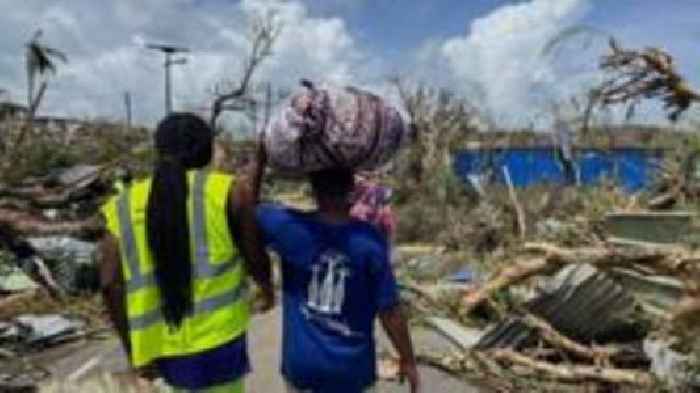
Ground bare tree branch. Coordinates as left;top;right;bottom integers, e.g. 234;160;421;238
210;12;282;130
595;39;700;122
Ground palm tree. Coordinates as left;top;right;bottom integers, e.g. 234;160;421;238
25;29;67;119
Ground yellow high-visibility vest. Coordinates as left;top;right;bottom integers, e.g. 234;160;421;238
101;170;250;368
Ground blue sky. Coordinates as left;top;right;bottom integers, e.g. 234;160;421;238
1;0;698;128
308;1;700;74
308;0;700;87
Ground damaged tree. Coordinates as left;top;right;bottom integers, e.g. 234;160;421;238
391;78;478;185
595;38;700;122
20;29;68;145
209;11;281;131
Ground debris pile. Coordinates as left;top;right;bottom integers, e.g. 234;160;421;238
0;122;152;391
0;164;115;297
397;237;700;390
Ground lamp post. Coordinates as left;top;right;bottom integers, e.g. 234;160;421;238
146;44;189;115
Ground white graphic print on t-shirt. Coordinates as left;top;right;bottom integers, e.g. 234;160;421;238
302;249;359;337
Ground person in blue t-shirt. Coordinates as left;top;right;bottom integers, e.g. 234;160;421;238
252;146;419;393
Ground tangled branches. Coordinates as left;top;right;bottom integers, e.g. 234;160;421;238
598;38;700;122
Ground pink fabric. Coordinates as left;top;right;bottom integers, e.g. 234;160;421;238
350;178;396;238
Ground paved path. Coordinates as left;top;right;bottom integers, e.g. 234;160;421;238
28;307;487;392
248;307;487;393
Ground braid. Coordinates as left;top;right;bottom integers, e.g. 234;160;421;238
146;113;212;328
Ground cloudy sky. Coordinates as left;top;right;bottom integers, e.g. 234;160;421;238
1;0;699;129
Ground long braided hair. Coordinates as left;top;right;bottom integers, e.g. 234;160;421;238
147;113;213;328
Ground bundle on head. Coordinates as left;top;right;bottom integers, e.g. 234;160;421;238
147;112;213;327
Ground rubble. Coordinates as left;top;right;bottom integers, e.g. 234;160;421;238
644;337;699;388
13;315;86;348
399;228;700;390
476;264;636;350
0;313;93;392
0;267;38;293
425;317;483;351
27;237;99;293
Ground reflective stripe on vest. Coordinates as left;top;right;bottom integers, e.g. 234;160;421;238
118;170;242;330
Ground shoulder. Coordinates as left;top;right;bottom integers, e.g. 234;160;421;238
347;220;388;250
256;203;308;225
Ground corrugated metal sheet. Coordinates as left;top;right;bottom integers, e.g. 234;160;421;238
476;265;635;350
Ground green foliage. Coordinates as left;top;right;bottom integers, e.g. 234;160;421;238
0;121;151;184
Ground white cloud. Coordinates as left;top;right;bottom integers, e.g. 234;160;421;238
0;0;369;127
419;0;592;127
8;0;673;131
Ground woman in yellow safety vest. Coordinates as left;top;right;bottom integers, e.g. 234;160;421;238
99;113;273;392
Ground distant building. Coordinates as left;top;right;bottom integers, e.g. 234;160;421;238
0;102;28;121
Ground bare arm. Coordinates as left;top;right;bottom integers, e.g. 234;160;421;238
228;180;274;310
380;305;420;393
251;134;267;203
98;234;131;358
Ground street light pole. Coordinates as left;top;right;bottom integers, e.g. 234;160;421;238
146;44;189;116
164;52;172;115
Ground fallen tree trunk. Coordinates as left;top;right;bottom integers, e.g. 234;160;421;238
0;209;103;239
523;242;676;271
0;183;102;209
415;353;467;376
488;349;654;386
464;242;700;314
521;314;622;362
463;258;553;314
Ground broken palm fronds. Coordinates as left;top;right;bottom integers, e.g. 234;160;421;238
648;149;700;210
597;39;700;122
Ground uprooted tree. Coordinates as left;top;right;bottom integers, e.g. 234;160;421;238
209;11;282;131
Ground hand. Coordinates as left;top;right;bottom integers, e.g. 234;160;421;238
253;286;275;313
261;288;275;312
399;358;420;393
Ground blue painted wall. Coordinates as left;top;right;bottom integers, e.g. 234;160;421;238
453;148;665;192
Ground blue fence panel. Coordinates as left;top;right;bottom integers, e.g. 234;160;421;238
577;149;615;186
611;148;664;191
496;149;566;187
453;148;665;192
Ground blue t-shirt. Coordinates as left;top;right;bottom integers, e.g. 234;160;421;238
257;204;399;393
